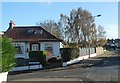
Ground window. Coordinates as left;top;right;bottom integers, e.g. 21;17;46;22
31;44;39;51
45;43;53;53
15;46;23;54
13;43;23;54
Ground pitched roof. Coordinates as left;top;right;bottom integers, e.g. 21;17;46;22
3;26;62;42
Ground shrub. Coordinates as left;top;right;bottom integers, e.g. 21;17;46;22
29;51;47;66
0;37;16;72
60;48;79;62
15;58;27;67
48;57;57;63
47;57;62;63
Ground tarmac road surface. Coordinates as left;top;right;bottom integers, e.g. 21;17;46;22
8;53;119;83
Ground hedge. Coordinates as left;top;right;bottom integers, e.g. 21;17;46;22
60;48;79;62
1;37;16;72
29;51;47;66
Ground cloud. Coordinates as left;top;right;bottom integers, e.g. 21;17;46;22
104;24;118;39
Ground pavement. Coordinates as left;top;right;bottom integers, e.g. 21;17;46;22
40;51;115;72
8;51;116;75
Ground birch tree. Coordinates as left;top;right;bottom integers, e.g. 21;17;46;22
36;20;62;39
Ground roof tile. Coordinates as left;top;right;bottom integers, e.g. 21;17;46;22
3;26;62;42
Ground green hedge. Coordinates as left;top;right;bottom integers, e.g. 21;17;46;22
29;51;47;66
1;37;16;72
60;48;79;62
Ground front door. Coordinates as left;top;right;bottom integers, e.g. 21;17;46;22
30;43;40;51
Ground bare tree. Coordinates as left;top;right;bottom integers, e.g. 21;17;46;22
36;7;106;48
60;7;96;48
97;25;107;46
36;20;62;39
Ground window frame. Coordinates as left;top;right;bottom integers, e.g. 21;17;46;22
31;44;39;51
45;43;53;53
30;43;40;51
13;43;23;54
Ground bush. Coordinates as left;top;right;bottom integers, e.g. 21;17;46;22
0;37;16;72
60;48;79;62
15;58;27;67
29;51;47;66
47;57;62;63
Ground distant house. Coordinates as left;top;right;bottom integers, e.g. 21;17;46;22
105;39;120;50
115;39;120;49
106;39;115;46
3;21;62;59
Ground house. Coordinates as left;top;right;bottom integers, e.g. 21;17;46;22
115;39;120;49
105;38;120;50
106;39;115;46
3;21;62;59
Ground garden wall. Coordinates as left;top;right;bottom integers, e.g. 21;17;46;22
96;47;104;56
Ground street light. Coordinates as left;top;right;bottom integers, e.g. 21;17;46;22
94;14;101;17
88;14;101;58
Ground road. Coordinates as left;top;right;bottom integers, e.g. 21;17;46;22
8;53;119;83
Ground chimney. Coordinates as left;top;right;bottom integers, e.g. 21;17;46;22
9;20;15;29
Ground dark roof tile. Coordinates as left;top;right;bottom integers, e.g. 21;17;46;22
3;26;62;42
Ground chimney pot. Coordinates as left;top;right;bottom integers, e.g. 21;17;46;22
9;20;15;29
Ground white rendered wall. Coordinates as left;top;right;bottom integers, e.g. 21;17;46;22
40;42;60;57
53;42;60;56
13;42;61;59
60;42;63;48
12;42;28;59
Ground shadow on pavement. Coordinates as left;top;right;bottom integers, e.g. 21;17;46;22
94;55;120;67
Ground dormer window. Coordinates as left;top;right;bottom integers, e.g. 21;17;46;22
28;29;34;33
40;30;43;34
34;30;43;35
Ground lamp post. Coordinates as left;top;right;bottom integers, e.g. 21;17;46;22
88;14;101;58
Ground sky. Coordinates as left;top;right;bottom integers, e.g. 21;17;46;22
1;1;119;39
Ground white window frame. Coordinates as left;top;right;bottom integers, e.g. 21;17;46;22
45;43;53;53
31;44;39;51
13;43;23;54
